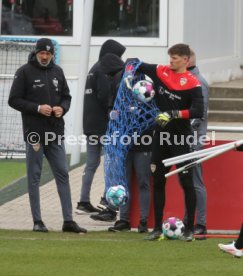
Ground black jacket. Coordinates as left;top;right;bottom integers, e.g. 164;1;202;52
107;58;153;152
8;52;71;142
83;40;126;136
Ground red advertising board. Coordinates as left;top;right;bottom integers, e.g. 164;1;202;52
129;141;243;230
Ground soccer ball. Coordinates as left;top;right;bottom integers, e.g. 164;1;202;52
106;185;128;208
162;217;184;240
132;80;155;103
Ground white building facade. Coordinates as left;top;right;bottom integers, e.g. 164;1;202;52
1;0;242;84
1;0;243;159
59;0;243;85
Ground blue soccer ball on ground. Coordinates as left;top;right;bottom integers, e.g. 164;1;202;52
106;185;128;207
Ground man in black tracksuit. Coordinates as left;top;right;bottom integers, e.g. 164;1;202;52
75;40;126;215
8;38;86;233
138;44;204;241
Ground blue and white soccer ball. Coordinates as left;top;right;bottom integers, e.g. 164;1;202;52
106;185;128;208
162;217;184;240
132;80;155;103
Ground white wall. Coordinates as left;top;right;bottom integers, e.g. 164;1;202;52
184;0;235;58
183;0;243;83
240;0;243;65
63;78;79;154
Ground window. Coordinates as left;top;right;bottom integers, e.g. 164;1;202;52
91;0;168;46
92;0;159;37
1;0;73;36
0;0;167;46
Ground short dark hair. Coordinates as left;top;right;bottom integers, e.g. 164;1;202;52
168;43;190;57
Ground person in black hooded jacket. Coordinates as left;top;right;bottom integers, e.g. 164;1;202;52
8;38;87;234
76;39;126;215
9;42;70;142
89;57;152;230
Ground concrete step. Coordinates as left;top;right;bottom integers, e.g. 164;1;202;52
208;110;243;122
209;98;243;111
209;87;243;98
208;78;243;122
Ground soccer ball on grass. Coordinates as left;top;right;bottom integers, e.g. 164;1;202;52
162;217;184;240
106;185;128;208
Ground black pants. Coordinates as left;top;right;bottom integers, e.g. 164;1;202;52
151;131;196;231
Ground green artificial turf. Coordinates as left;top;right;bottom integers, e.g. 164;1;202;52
0;230;242;276
0;153;86;205
0;160;26;189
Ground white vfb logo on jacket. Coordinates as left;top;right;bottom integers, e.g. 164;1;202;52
52;78;59;91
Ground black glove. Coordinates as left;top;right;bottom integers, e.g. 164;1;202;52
235;144;243;151
190;118;201;131
155;110;179;128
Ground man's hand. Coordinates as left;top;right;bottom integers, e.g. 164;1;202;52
52;106;64;118
155;110;179;128
235;145;243;151
235;140;243;151
109;110;119;120
124;75;133;90
39;104;52;117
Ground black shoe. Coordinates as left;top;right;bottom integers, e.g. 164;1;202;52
179;228;194;242
97;197;108;210
33;221;48;232
62;220;87;233
144;229;163;241
90;208;117;222
108;220;131;232
138;220;148;233
194;224;207;240
194;224;207;235
75;202;100;214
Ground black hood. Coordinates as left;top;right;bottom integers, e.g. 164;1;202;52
99;39;126;60
100;53;125;75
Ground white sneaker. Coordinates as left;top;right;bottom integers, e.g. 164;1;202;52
218;241;243;257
